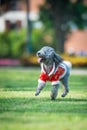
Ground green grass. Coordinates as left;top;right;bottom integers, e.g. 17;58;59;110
0;67;87;130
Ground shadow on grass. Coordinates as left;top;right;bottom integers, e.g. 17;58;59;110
57;98;87;102
0;97;87;114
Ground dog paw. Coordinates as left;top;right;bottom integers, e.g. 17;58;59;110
35;90;40;96
61;90;69;97
35;92;39;96
50;93;56;100
51;97;56;100
61;93;67;97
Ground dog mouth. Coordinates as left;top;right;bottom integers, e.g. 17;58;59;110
36;51;46;63
38;57;46;63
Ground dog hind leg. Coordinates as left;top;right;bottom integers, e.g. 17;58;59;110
60;75;69;97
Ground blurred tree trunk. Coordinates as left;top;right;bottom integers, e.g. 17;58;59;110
41;0;87;53
53;9;68;53
41;0;71;53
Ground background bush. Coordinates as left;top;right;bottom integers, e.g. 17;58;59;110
0;26;87;67
0;29;26;58
21;54;87;67
0;25;54;58
31;27;54;53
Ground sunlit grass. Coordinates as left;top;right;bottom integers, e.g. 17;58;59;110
0;68;87;130
0;91;87;99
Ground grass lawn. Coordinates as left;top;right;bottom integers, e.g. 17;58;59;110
0;67;87;130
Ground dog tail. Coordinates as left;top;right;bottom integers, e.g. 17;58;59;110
63;61;72;70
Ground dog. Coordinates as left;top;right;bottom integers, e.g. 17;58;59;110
35;46;72;100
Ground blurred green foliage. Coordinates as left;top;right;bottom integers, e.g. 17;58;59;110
40;0;87;52
0;26;54;58
0;29;26;58
32;27;54;53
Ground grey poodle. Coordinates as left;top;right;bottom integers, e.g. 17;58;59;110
35;46;72;100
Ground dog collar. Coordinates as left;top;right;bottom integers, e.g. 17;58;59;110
41;62;55;76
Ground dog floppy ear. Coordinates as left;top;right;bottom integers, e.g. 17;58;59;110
53;52;63;64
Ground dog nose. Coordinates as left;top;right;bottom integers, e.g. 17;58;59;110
37;51;41;56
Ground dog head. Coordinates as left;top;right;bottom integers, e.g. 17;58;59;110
36;46;63;65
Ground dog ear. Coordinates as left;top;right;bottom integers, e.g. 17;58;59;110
53;52;63;64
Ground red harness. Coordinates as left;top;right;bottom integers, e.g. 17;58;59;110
39;63;66;84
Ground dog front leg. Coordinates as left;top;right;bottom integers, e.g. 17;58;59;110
50;85;59;100
35;81;45;96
